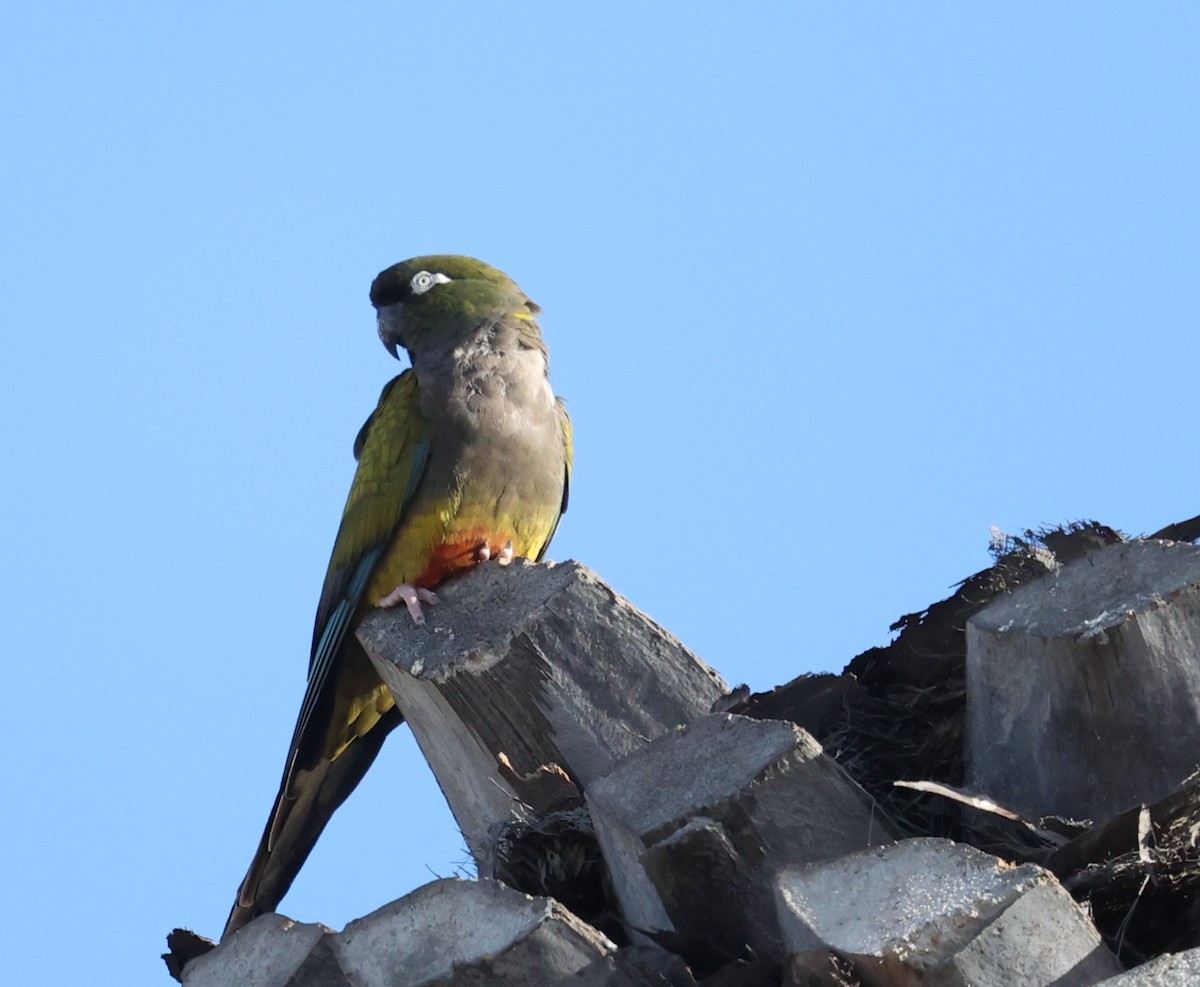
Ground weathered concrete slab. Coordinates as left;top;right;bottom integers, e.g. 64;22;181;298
181;914;329;987
1098;947;1200;984
966;539;1200;820
588;713;897;959
775;838;1121;987
357;561;727;861
332;878;613;986
181;879;614;987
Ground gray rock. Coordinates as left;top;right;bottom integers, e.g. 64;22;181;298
588;713;897;959
182;879;614;987
1097;948;1200;984
775;838;1121;987
357;561;727;860
966;539;1200;820
182;914;328;987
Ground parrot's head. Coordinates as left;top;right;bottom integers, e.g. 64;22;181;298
370;255;541;360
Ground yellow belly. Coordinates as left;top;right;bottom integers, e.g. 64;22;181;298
365;501;557;604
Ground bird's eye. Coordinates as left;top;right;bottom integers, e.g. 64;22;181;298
410;271;451;295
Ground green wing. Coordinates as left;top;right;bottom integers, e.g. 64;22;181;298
293;370;431;758
226;371;431;939
537;399;573;560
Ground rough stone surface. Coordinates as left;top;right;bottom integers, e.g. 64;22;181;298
332;878;613;986
775;838;1121;987
966;539;1200;820
588;713;897;959
181;914;328;987
176;533;1200;985
1098;948;1200;984
357;560;727;860
182;879;614;987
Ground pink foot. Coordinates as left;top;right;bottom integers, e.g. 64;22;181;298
377;584;440;625
476;541;515;565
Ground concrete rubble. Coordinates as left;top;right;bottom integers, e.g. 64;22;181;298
183;878;617;987
588;713;898;961
775;838;1121;986
171;520;1200;984
966;539;1200;821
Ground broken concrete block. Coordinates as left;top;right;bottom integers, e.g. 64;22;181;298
587;713;897;959
331;878;614;986
775;838;1121;987
356;561;727;860
181;914;328;986
1098;947;1200;984
182;880;615;987
966;539;1200;821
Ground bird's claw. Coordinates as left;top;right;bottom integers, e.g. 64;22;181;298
476;540;515;565
378;584;440;625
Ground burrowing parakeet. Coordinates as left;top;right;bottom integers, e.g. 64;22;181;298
224;255;573;938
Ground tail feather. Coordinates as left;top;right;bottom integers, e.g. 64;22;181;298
223;703;403;939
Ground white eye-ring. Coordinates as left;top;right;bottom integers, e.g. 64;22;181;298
411;270;451;295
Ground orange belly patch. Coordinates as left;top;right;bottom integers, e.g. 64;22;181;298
415;530;516;589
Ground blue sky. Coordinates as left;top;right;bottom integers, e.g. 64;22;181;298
4;5;1198;984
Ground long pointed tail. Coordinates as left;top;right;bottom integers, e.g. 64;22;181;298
223;702;403;939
